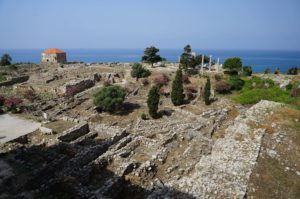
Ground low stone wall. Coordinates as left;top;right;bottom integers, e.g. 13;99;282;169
57;122;89;142
0;76;29;87
57;78;94;96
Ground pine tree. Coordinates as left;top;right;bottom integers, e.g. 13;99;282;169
204;77;211;105
147;86;160;118
171;69;185;106
141;46;162;67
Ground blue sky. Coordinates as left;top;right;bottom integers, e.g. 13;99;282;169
0;0;299;50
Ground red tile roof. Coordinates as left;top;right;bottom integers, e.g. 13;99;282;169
43;48;65;54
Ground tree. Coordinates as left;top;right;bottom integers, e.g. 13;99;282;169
141;46;162;67
204;77;211;105
223;57;242;73
171;69;185;106
147;86;160;118
287;67;298;75
0;54;12;66
264;68;270;74
243;66;252;76
229;76;244;90
131;63;151;80
93;85;126;113
180;45;193;69
190;55;209;68
274;68;280;74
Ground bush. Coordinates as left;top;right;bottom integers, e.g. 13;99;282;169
286;83;293;90
147;86;160;118
182;74;190;84
141;113;148;120
274;68;280;74
232;87;292;105
243;77;275;90
4;96;22;112
141;78;150;86
23;90;37;102
204;77;211;105
243;66;252;76
291;88;300;98
223;57;242;73
131;63;151;79
93;85;126;113
171;69;185;106
264;68;270;74
152;74;169;87
214;74;222;81
287;67;298;75
229;76;244;90
215;81;231;94
0;95;5;106
185;86;197;100
0;54;12;66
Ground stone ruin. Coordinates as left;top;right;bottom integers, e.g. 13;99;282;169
0;99;284;199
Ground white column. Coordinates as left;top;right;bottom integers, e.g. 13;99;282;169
209;55;212;71
201;54;204;75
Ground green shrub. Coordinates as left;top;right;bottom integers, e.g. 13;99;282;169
147;86;160;118
204;77;211;105
286;83;293;90
232;87;292;105
242;77;275;90
0;54;12;66
264;68;271;74
141;113;148;120
287;67;298;75
223;57;242;73
242;66;252;76
171;69;185;106
131;63;151;79
93;85;126;113
229;76;244;90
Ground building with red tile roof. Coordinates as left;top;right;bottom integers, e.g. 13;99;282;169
41;48;67;63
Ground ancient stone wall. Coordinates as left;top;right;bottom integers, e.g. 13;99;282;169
0;76;29;87
57;78;94;96
57;122;89;142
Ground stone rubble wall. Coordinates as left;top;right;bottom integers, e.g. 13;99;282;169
0;76;29;87
56;78;94;96
167;100;284;199
57;122;89;142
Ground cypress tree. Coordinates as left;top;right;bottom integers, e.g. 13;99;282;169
147;86;160;118
204;77;211;105
171;69;185;106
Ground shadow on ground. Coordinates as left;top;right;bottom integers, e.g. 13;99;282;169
0;138;196;199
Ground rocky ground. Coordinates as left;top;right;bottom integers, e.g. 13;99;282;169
0;63;299;199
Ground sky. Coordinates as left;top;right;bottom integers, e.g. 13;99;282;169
0;0;300;50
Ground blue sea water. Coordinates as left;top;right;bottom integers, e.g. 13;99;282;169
0;49;299;73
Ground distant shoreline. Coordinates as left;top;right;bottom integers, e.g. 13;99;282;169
1;49;300;73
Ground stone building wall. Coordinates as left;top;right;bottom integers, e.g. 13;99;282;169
42;53;67;63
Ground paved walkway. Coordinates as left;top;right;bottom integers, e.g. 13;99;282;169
0;114;41;144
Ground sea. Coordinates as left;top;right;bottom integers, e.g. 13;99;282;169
0;49;299;73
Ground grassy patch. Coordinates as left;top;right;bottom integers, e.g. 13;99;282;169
231;77;300;108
